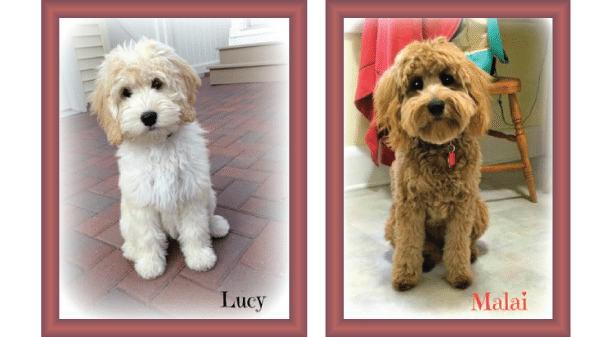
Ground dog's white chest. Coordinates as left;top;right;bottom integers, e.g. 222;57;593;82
116;125;210;210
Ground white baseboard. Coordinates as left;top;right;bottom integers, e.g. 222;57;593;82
343;145;391;192
344;125;548;191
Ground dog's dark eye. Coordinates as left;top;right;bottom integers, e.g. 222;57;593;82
122;88;132;98
409;77;423;91
440;73;455;86
152;78;163;90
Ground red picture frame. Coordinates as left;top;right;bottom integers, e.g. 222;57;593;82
326;0;570;336
42;0;306;336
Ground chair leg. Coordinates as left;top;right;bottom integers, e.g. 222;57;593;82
508;93;537;203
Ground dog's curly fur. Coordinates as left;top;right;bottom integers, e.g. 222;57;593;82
91;38;229;279
374;38;492;290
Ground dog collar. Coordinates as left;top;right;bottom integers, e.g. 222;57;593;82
417;136;460;168
377;128;389;140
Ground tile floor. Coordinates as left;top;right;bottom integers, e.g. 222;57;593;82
59;76;289;319
344;157;553;319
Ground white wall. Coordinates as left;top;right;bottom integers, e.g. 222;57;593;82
105;18;232;74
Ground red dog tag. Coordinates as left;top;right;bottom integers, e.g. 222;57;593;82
447;144;456;168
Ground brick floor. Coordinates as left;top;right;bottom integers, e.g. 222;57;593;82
59;75;289;318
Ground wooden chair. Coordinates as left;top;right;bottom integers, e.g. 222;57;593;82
481;77;537;203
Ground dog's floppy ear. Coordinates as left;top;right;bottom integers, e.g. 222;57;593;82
374;66;408;149
168;53;202;123
91;71;123;145
460;59;493;137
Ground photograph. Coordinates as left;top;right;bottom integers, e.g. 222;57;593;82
58;17;290;319
343;17;553;319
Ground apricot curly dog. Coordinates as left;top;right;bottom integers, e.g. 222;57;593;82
374;38;492;290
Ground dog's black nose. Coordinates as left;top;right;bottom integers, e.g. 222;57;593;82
427;100;445;118
140;111;157;127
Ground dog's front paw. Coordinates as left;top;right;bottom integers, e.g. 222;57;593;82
134;254;166;280
210;215;230;238
393;279;418;291
184;246;217;272
446;271;473;289
391;269;421;291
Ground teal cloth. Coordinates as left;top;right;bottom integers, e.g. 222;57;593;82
465;18;509;74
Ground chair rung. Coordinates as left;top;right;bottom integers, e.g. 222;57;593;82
481;162;525;173
487;130;517;142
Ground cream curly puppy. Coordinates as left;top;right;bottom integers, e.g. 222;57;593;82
375;38;492;290
91;38;229;279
